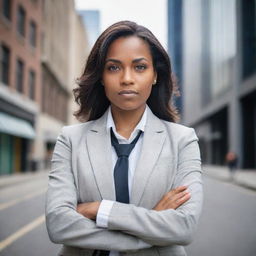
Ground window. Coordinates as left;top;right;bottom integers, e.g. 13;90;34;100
242;0;256;78
2;0;11;20
16;58;24;92
28;70;35;99
17;5;26;36
0;45;10;85
29;21;36;47
208;0;237;98
42;71;46;112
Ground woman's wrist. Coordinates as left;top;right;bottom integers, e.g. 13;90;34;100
77;201;101;220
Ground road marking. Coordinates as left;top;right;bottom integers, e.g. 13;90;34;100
0;188;47;211
0;215;45;252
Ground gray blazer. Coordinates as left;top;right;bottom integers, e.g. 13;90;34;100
45;107;203;256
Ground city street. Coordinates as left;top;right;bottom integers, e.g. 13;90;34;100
186;176;256;256
0;172;60;256
1;0;255;255
0;172;256;256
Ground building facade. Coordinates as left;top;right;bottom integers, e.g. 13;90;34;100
168;0;183;115
68;8;89;125
0;0;89;174
171;0;256;169
0;0;42;174
36;0;88;169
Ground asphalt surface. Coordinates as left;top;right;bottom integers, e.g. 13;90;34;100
0;171;60;256
186;176;256;256
0;171;256;256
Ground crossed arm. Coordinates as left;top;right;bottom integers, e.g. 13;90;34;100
77;185;191;220
76;180;200;247
46;128;203;251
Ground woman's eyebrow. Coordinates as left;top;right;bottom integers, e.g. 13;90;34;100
105;59;121;64
132;58;148;63
105;58;148;64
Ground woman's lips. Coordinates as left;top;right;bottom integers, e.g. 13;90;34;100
118;90;138;95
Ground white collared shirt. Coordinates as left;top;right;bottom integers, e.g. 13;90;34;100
96;105;148;256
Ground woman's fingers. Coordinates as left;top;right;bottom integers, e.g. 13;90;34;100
167;186;187;198
172;191;191;209
153;186;190;211
163;191;190;210
175;185;188;193
173;189;190;201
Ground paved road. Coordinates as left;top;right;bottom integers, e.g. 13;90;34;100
186;176;256;256
0;172;60;256
0;172;255;256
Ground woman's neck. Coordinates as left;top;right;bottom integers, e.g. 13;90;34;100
111;104;146;139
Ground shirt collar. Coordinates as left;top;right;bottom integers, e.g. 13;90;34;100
106;105;148;141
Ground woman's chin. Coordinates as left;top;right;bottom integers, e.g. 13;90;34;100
111;103;146;113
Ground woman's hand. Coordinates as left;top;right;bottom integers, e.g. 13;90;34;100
153;186;191;211
77;201;101;220
77;186;190;218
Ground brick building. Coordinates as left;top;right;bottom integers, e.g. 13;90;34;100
0;0;89;174
0;0;42;174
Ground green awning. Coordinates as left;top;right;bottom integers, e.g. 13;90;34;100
0;112;35;139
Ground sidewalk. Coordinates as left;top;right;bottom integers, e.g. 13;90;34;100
0;166;256;191
203;165;256;191
0;169;49;189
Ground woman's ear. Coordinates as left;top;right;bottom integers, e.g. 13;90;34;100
153;73;157;85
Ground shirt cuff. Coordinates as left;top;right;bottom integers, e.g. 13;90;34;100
96;200;114;228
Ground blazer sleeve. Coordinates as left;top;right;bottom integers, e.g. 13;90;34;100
106;128;203;246
45;127;151;252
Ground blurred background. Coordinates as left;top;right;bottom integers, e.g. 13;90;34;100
0;0;255;255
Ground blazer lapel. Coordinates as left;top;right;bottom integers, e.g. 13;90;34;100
130;108;166;205
86;111;116;200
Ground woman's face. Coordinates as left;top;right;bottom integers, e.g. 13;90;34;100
102;36;157;112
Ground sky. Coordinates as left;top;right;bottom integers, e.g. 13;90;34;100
75;0;168;49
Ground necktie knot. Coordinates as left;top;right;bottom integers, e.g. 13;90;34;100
110;129;142;158
114;144;132;157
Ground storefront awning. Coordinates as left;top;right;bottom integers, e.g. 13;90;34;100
0;112;35;139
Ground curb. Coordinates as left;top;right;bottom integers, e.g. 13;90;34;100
0;170;49;189
203;165;256;191
234;180;256;191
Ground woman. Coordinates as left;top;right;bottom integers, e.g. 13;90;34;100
46;20;203;256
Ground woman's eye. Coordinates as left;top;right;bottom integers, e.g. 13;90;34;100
135;65;147;71
107;65;120;71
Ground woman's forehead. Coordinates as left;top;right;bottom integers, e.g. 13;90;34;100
106;36;152;61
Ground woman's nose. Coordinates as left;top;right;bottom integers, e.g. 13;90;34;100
121;68;134;85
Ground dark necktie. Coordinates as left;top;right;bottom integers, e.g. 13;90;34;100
111;128;142;203
93;129;142;256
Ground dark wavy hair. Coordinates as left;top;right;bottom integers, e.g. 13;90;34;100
73;20;179;122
